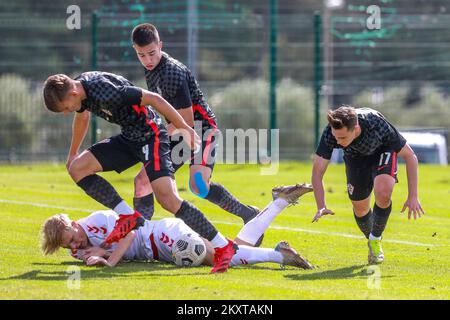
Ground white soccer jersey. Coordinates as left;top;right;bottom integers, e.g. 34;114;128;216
69;211;198;264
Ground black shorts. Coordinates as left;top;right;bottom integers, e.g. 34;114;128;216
344;147;399;201
88;132;175;182
169;126;219;173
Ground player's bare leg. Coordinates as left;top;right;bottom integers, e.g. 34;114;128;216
67;150;103;183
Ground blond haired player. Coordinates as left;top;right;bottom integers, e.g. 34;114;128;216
41;184;314;270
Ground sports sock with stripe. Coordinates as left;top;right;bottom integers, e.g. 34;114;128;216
230;246;283;266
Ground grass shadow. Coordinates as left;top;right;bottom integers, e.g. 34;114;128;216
0;261;214;281
284;264;394;281
231;265;286;271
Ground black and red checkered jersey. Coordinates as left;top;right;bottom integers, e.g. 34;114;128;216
76;71;164;142
144;52;217;128
316;108;407;160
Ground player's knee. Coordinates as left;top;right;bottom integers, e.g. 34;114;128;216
134;172;151;197
157;194;181;213
68;158;91;180
189;180;200;196
189;172;210;198
375;190;392;207
353;206;370;217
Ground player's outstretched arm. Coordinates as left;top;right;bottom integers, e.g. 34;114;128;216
311;154;335;222
141;90;201;150
398;144;425;220
67;111;90;170
85;231;136;267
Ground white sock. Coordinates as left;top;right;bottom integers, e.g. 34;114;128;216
236;198;289;245
209;232;228;248
230;245;283;266
369;233;382;241
113;201;134;215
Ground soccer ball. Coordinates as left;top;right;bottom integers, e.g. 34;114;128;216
171;233;207;267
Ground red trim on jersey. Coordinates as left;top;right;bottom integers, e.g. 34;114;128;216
192;103;217;166
147;121;161;171
149;233;159;261
192;103;217;129
391;152;397;177
132;104;142;115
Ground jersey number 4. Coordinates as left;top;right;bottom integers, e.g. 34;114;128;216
142;145;150;161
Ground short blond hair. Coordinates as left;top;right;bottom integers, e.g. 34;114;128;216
43;74;74;112
41;213;72;255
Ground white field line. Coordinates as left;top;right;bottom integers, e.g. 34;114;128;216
1;199;444;247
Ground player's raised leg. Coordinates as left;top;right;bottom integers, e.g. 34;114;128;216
235;183;313;246
68;148;144;245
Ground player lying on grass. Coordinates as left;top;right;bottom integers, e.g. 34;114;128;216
41;184;314;270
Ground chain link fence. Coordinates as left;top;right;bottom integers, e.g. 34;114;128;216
1;0;449;162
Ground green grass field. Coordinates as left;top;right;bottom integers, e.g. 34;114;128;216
0;162;449;300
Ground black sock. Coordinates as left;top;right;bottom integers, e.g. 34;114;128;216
133;193;155;220
371;202;392;238
76;174;122;209
354;209;373;239
205;182;255;222
175;200;218;241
